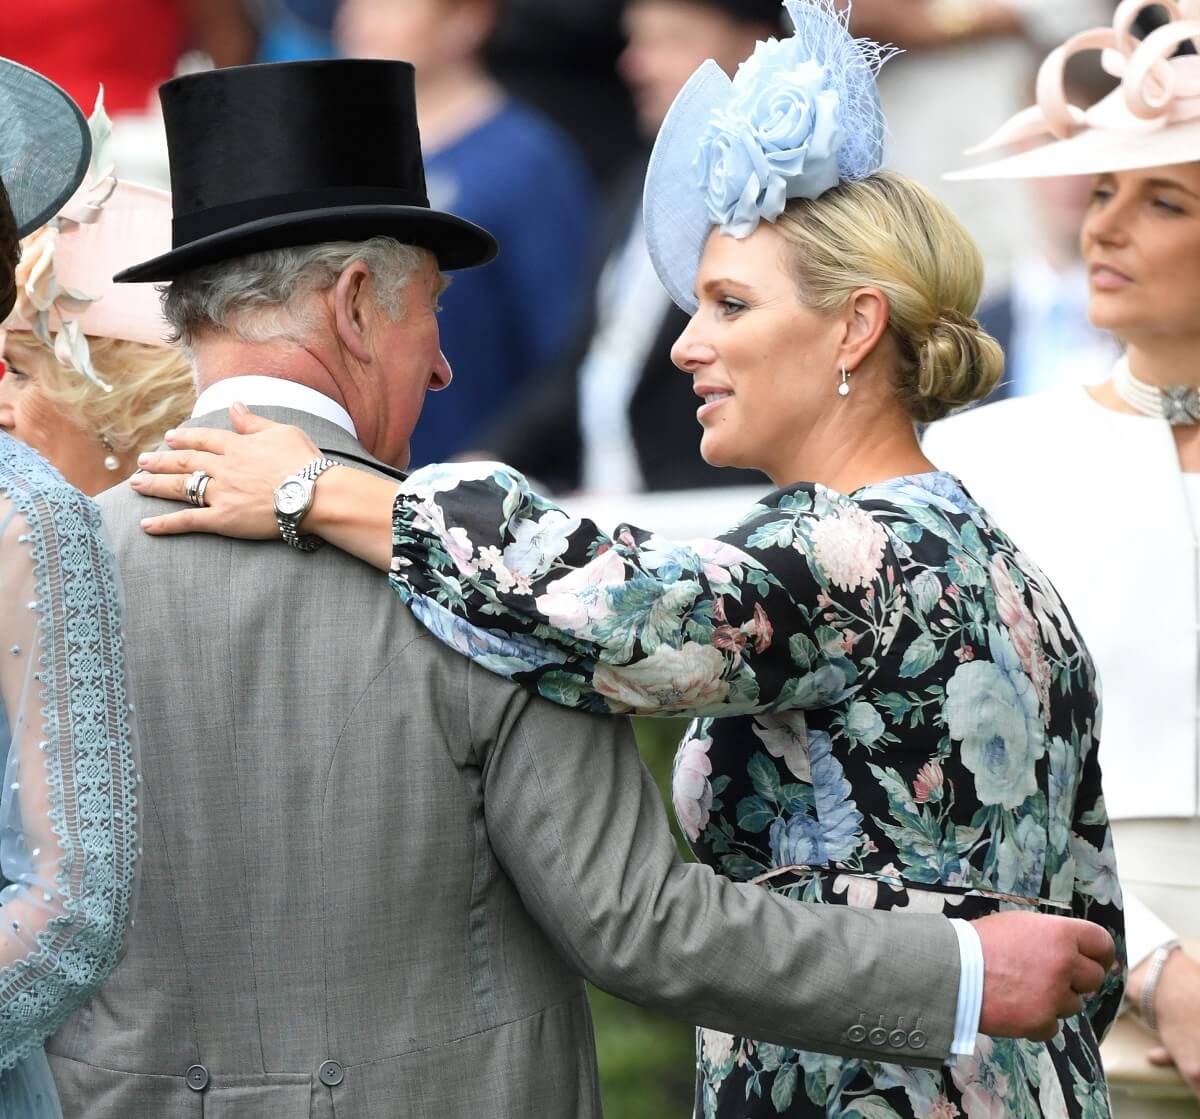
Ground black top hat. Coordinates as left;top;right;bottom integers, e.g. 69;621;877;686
116;60;498;283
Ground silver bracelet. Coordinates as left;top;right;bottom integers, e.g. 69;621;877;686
1139;940;1181;1032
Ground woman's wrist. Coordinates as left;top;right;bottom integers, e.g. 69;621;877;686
301;464;353;535
1129;941;1183;1030
300;464;399;571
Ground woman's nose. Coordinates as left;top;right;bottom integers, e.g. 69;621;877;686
670;316;715;374
1083;197;1130;249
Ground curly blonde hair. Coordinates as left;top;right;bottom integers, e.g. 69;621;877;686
774;172;1004;423
7;330;195;455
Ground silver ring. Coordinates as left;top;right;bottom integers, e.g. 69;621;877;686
195;475;212;508
186;470;209;507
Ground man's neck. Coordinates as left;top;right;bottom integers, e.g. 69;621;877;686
192;337;349;412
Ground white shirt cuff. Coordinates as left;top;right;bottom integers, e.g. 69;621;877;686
949;918;984;1058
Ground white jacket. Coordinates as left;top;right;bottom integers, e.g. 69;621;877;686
924;380;1197;963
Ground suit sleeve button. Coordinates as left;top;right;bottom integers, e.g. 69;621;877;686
846;1025;868;1043
868;1027;889;1046
186;1065;209;1091
889;1029;909;1048
908;1030;928;1050
318;1060;345;1087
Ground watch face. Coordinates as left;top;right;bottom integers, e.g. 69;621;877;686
276;479;309;517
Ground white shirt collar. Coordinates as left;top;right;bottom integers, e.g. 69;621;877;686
191;376;357;438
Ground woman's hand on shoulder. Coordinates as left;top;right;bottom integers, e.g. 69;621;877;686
131;404;320;540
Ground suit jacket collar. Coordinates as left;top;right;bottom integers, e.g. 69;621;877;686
185;406;408;482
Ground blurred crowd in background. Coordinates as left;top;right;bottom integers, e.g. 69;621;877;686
0;3;1155;1113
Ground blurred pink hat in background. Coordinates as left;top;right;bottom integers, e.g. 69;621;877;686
2;91;172;391
948;0;1200;180
6;180;172;346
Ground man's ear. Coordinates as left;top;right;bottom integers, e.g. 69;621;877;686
333;261;375;364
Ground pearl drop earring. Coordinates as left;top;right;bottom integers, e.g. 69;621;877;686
838;367;851;397
101;434;120;472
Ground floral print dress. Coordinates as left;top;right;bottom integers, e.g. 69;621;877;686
386;463;1125;1119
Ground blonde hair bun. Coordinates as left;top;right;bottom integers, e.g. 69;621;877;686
774;171;1005;424
915;309;1004;424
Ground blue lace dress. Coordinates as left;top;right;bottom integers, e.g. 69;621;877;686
385;462;1125;1119
0;434;140;1117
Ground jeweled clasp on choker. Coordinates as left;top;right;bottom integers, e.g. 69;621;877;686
1112;358;1200;425
1161;385;1200;425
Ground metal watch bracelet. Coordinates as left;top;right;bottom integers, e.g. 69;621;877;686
1139;940;1181;1032
278;457;338;552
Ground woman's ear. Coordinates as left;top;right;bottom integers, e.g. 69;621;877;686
333;261;375;364
839;287;891;374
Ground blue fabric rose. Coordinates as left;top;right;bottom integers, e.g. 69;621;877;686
695;44;844;236
695;110;774;237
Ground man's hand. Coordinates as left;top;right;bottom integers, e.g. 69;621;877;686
1138;950;1200;1098
973;912;1116;1041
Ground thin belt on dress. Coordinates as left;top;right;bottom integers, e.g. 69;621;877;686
751;864;1074;918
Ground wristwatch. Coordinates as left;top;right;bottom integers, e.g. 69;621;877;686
273;457;338;552
1139;940;1182;1032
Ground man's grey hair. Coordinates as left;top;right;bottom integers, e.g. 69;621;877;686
162;236;431;351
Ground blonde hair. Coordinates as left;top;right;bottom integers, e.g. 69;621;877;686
8;330;195;456
774;171;1004;423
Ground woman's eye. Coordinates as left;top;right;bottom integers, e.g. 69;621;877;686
1089;188;1111;205
717;298;747;316
1153;197;1184;214
3;364;28;382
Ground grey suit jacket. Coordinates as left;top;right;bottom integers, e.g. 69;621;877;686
48;407;962;1118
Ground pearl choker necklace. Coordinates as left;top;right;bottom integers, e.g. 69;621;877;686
1112;358;1200;425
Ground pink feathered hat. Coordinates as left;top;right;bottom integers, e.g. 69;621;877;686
4;179;172;351
2;90;173;392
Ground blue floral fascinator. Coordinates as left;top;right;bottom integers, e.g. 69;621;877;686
643;0;897;313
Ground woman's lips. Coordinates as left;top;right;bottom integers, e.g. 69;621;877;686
1089;264;1133;291
696;389;734;421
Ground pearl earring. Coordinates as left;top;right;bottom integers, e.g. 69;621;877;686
838;367;851;397
101;434;120;472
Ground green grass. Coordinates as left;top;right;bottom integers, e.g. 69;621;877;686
590;718;697;1117
590;985;696;1117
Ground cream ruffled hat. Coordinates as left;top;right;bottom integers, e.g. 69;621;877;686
949;0;1200;180
1;94;172;392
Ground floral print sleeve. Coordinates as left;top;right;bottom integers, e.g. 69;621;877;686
389;462;904;717
1062;727;1125;1041
391;462;1126;1117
